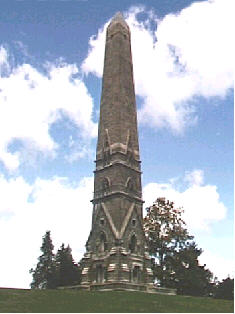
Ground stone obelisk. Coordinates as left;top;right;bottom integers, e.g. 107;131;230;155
80;12;154;292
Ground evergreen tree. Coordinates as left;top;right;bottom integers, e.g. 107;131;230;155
55;244;81;287
144;197;213;296
30;231;57;289
165;242;213;296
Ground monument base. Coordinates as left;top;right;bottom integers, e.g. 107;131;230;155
58;282;176;295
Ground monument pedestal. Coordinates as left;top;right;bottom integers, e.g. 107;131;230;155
59;282;176;295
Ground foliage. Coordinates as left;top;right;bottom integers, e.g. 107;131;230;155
30;231;81;289
143;197;213;296
0;288;233;313
144;198;193;285
30;231;57;289
214;277;234;300
165;242;213;296
55;243;81;287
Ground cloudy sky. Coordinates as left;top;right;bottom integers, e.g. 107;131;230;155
0;0;233;288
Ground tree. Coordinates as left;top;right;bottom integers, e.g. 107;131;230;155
165;242;213;296
30;231;57;289
55;244;81;287
143;197;213;296
214;277;234;300
144;197;193;286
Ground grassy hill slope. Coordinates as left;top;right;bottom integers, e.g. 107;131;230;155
0;288;233;313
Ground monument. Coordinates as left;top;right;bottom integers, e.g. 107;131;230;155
79;12;175;294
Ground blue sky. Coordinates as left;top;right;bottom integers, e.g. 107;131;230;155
0;0;233;288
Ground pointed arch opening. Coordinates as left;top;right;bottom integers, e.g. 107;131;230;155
103;129;111;165
102;177;110;190
129;234;137;254
96;264;105;283
126;177;134;191
132;265;141;283
99;231;108;252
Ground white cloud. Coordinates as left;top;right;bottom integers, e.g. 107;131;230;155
184;169;204;186
199;250;234;280
0;175;32;216
151;0;234;98
143;169;232;279
0;47;97;171
143;169;227;232
0;175;93;288
82;22;109;77
0;46;10;75
82;0;234;133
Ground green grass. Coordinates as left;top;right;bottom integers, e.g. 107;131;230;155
0;288;233;313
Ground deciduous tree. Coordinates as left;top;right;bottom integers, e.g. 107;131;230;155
144;197;193;285
144;197;213;296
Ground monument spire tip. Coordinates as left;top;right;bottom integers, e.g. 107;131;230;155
114;11;124;20
109;11;128;28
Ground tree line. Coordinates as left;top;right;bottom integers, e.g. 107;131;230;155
30;198;233;300
30;231;81;289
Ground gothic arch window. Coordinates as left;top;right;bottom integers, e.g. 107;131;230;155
128;135;132;149
126;130;132;150
96;264;105;283
99;232;108;252
129;234;137;254
104;129;110;149
127;150;134;165
126;177;134;191
131;218;136;227
104;137;109;148
103;150;110;165
100;218;105;226
103;129;111;166
102;177;110;190
132;266;141;283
